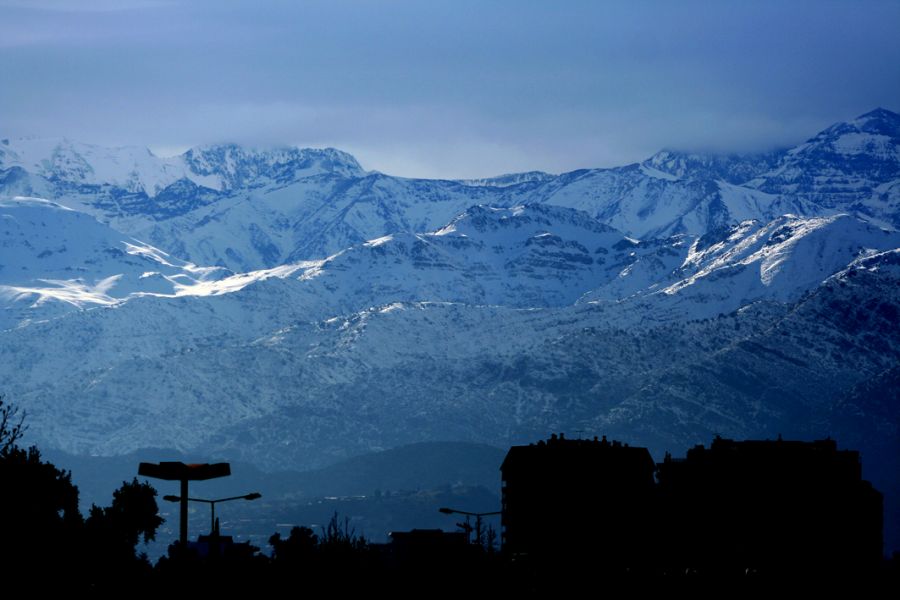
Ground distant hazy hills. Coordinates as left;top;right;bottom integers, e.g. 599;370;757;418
48;441;505;511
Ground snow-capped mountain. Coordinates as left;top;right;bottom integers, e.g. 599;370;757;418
600;246;900;453
6;196;893;330
640;213;900;315
0;137;363;198
749;108;900;227
0;109;898;547
5;109;898;272
4;241;895;471
641;149;783;184
0;200;893;457
134;172;509;272
287;204;664;313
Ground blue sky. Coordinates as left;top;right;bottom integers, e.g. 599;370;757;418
2;0;899;178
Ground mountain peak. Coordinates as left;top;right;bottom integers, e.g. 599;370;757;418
181;144;364;186
751;107;900;208
850;107;900;137
810;107;900;142
642;149;783;185
0;138;367;199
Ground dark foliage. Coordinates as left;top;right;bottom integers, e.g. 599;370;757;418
267;511;378;580
84;478;163;579
269;525;318;563
0;444;83;583
0;398;163;588
0;395;27;454
0;393;896;592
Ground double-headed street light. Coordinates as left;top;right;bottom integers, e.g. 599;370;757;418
163;492;262;536
438;507;501;545
138;461;231;546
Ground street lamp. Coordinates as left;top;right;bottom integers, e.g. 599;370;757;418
163;492;262;536
138;461;231;546
438;507;501;546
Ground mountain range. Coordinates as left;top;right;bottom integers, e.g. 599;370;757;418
1;108;898;546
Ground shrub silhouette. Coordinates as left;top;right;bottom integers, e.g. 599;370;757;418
0;397;164;587
270;525;318;563
0;444;83;582
84;478;164;578
0;395;26;454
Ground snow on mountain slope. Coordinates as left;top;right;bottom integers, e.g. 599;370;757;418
0;195;368;329
654;213;900;310
0;220;895;475
5;109;898;273
0;113;898;548
0;138;364;198
575;213;900;322
4;194;893;332
285;204;651;312
749;108;900;226
642;149;783;184
140;206;895;325
116;163;747;272
860;178;900;230
182;144;363;188
599;247;900;456
6;239;896;470
0;142;365;280
123;172;530;271
458;171;555;187
526;165;826;239
0;196;231;327
127;202;687;319
0;283;779;466
0;137;371;248
0;138;215;196
0;108;898;482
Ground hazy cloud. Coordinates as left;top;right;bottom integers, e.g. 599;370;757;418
2;0;899;178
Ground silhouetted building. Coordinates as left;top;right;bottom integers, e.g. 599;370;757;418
501;434;883;575
388;529;470;567
656;436;883;574
184;533;259;561
500;434;656;568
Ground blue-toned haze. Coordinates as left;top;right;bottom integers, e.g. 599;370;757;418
1;0;899;178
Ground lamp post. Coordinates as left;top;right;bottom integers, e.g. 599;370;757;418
438;507;501;547
163;492;262;536
138;461;231;547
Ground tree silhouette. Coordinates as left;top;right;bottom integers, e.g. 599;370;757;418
320;511;366;550
0;398;166;587
0;443;83;582
270;525;319;563
268;512;377;581
0;395;27;454
85;477;164;574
